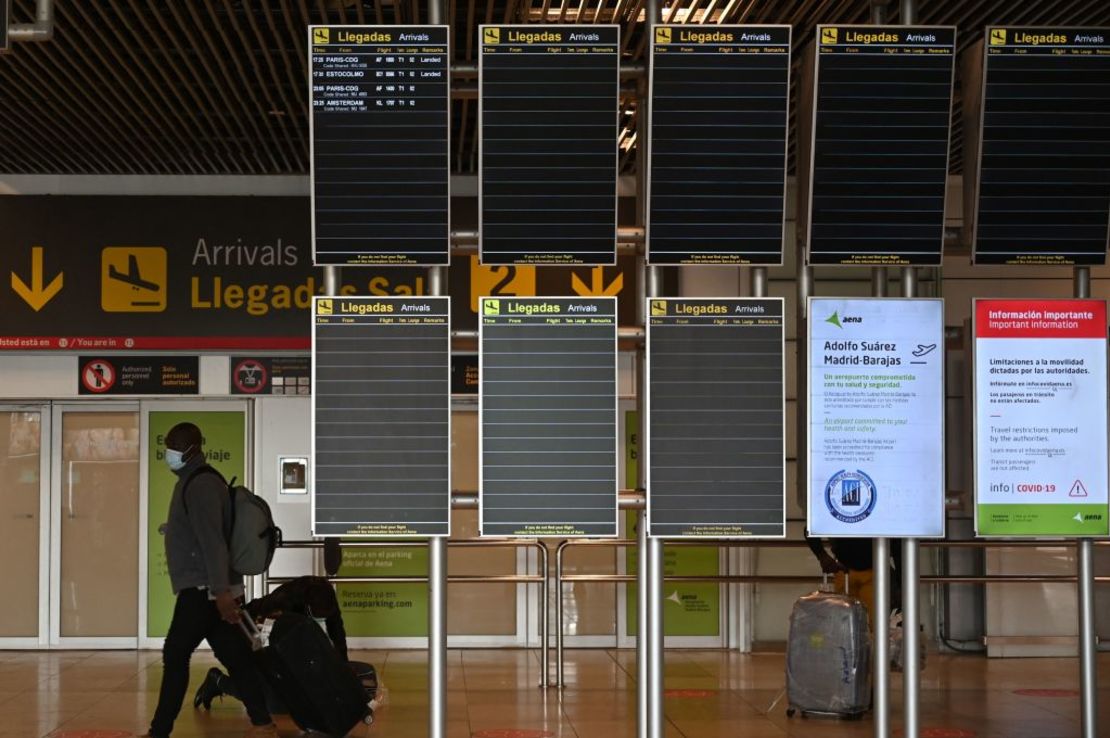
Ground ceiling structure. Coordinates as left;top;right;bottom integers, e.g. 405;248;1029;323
0;0;1107;176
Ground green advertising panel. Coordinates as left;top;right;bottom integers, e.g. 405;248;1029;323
147;410;246;638
625;411;719;637
337;545;428;637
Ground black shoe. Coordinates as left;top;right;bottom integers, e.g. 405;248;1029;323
193;667;225;711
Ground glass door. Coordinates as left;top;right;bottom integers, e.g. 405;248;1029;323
0;407;49;647
50;405;141;647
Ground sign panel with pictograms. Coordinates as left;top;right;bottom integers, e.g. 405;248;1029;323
230;356;311;395
100;247;167;312
973;299;1109;536
81;359;116;394
0;197;679;351
78;356;199;396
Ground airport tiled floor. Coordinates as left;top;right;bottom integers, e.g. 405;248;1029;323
0;648;1106;737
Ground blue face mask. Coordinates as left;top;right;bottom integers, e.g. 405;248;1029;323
166;448;189;471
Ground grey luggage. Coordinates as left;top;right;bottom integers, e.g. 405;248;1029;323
785;583;871;719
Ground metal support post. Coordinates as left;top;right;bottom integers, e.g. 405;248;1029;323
639;0;659;730
751;266;768;299
323;266;341;297
428;536;448;738
874;537;891;738
644;261;664;738
637;509;650;736
872;266;888;297
901;0;915;24
539;543;550;688
1075;264;1097;738
647;535;665;738
426;127;449;736
556;540;566;689
902;263;920;738
635;260;649;729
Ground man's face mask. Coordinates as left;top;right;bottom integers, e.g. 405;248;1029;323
166;446;191;471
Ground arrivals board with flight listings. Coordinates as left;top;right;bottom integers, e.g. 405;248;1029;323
480;25;620;266
479;297;618;537
805;25;956;266
309;25;450;266
647;298;786;538
312;296;451;537
648;25;791;265
970;28;1110;265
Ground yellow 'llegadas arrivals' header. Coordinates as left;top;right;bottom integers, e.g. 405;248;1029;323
481;25;620;47
652;25;790;48
309;26;448;48
818;25;956;51
986;27;1110;50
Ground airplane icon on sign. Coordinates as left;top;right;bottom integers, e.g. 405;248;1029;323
108;254;161;292
101;247;167;312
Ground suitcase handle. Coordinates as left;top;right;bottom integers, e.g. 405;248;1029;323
238;611;264;652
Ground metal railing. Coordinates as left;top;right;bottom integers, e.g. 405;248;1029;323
264;539;551;687
553;537;1110;688
262;532;1110;691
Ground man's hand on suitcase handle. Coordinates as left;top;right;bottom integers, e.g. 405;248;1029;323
216;591;241;624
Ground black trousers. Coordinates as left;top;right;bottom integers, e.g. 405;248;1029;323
150;588;272;736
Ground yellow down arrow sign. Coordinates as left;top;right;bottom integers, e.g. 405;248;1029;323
11;246;64;312
571;265;623;297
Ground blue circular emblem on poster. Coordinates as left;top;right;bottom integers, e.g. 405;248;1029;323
824;469;877;524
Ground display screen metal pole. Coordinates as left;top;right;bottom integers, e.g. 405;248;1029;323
902;264;920;738
428;266;447;738
1075;265;1098;738
873;5;890;734
428;5;447;732
640;2;658;736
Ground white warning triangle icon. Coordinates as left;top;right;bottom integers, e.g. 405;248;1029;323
1069;480;1088;498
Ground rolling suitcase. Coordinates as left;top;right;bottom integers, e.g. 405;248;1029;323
242;612;372;736
785;577;871;719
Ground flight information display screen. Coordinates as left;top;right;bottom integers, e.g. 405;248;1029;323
648;25;791;265
972;28;1110;265
806;25;956;266
480;25;620;265
480;297;618;537
647;298;786;538
312;296;451;537
309;25;450;266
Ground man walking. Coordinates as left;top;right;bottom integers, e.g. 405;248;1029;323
143;422;277;738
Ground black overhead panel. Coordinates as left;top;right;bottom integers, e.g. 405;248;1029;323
804;25;956;267
647;25;791;266
0;1;1109;177
969;28;1110;266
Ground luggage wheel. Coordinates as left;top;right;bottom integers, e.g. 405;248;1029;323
785;707;796;718
363;713;375;726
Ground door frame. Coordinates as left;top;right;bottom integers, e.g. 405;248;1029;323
0;404;51;649
49;402;141;649
139;399;251;650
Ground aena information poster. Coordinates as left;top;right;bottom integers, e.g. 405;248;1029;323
974;299;1109;537
808;298;945;537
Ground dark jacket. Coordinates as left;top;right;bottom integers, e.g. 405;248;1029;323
247;576;349;661
163;457;241;596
